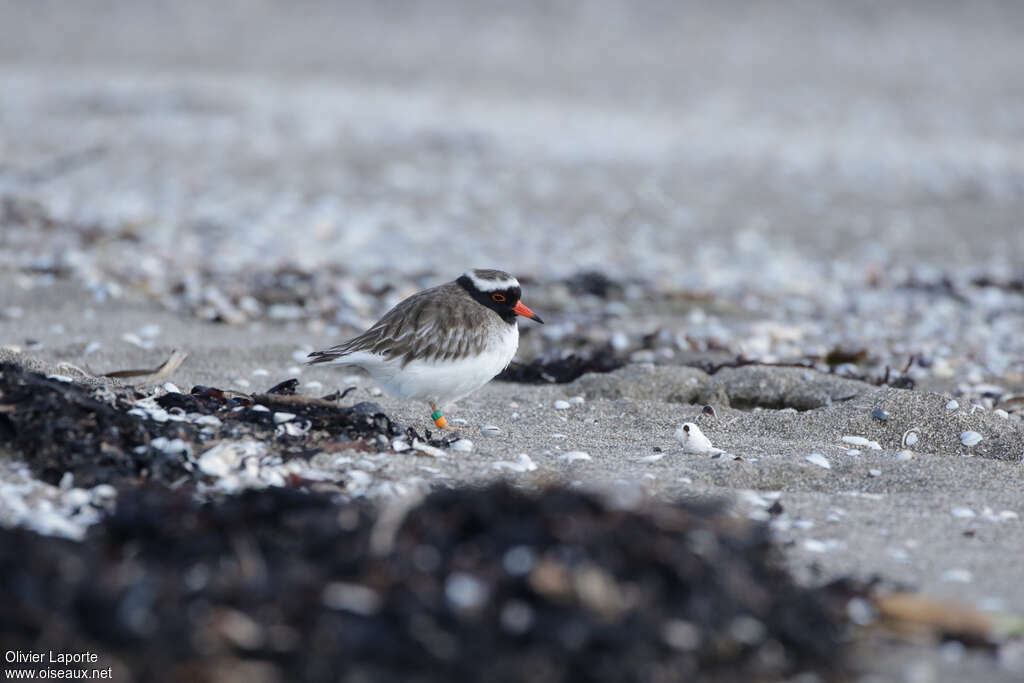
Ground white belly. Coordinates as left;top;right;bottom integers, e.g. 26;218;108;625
334;323;518;408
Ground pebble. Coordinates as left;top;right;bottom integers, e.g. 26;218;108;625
895;450;915;461
994;409;1009;419
802;539;830;553
841;436;882;450
251;404;270;413
950;506;976;519
553;400;571;410
872;407;890;421
322;582;382;615
868;469;882;477
450;439;474;453
558;451;591;463
445;572;489;611
960;431;983;447
91;484;117;504
946;399;959;410
273;412;296;424
805;453;831;469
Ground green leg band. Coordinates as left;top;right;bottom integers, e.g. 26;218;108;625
431;410;443;421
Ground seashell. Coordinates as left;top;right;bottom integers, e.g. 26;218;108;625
901;428;920;448
960;431;983;447
411;440;448;458
842;435;882;450
553;400;571;410
492;454;537;473
674;423;723;454
558;451;591;463
805;453;831;469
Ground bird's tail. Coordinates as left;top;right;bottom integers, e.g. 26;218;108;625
306;350;346;365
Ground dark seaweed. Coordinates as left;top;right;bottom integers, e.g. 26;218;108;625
0;364;410;487
0;483;849;683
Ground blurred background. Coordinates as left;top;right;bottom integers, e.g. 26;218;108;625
1;0;1022;387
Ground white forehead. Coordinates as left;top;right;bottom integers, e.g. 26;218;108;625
463;269;519;292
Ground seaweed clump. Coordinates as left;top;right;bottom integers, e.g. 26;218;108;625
0;483;849;682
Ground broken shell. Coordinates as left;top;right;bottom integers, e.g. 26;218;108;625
842;435;882;450
558;451;592;463
805;453;831;469
492;454;537;473
901;428;920;448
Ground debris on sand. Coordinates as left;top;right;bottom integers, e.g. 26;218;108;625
498;350;624;384
0;483;851;682
0;363;443;488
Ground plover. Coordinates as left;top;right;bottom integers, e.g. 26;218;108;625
308;269;543;430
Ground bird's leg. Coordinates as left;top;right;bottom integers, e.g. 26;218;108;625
429;403;457;431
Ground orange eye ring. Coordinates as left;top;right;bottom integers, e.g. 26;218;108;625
491;293;507;303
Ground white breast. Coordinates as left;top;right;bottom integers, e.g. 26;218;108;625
334;322;519;408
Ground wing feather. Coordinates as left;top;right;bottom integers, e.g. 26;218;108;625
307;282;495;366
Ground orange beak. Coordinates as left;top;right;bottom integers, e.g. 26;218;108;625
513;300;544;324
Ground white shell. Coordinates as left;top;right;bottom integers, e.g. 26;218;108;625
805;453;831;469
674;423;723;454
492;453;537;473
960;431;983;447
558;451;591;463
841;436;882;450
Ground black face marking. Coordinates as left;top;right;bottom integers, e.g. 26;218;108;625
457;274;522;324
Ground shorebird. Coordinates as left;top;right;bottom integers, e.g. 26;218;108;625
308;269;543;430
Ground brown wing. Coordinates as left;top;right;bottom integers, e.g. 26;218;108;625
307;282;494;366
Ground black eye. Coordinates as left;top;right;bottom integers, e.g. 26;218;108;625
491;293;507;303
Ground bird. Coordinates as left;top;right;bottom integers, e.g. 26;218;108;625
307;269;544;431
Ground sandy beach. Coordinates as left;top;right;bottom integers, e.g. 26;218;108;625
3;2;1024;680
